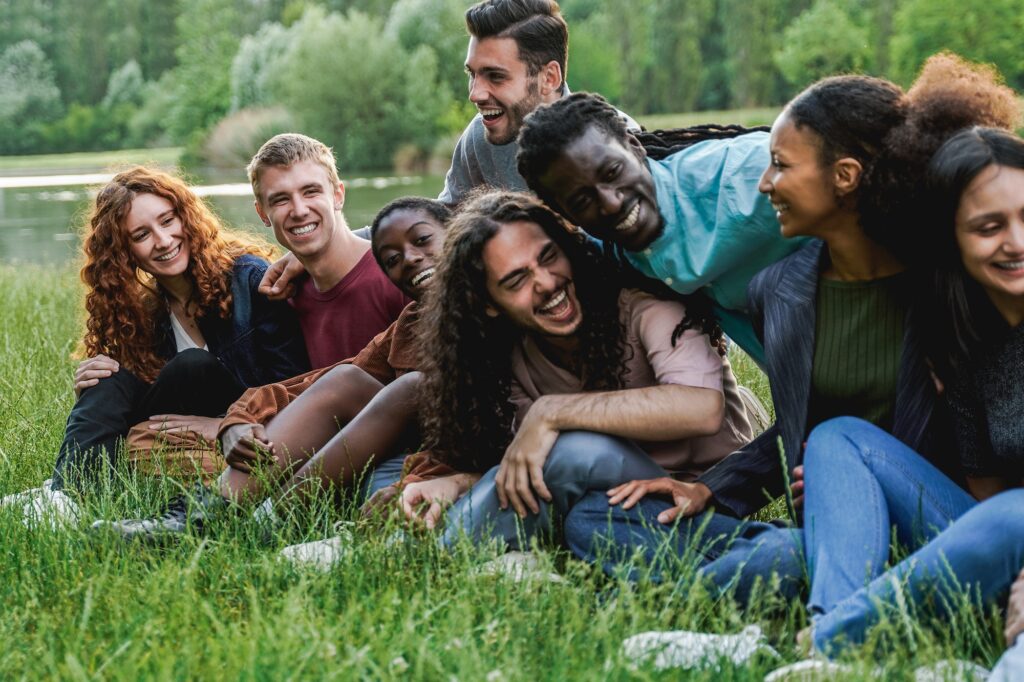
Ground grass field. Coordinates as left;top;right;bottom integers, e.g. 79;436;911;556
0;148;182;175
0;264;1006;679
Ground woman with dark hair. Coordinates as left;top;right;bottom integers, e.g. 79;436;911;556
767;126;1024;668
3;167;309;522
563;53;1021;607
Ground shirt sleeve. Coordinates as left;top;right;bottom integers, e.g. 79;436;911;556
218;361;340;435
349;322;399;385
438;128;473;206
628;291;724;391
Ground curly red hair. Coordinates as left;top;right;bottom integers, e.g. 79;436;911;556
80;166;277;382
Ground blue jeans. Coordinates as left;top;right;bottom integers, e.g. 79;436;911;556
359;454;408;502
564;492;805;606
804;417;1024;652
441;431;666;549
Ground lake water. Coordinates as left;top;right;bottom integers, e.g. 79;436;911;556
0;172;445;264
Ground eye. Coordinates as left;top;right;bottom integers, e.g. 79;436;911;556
414;234;432;246
976;222;1002;235
569;194;592;213
540;248;557;265
385;254;401;269
161;216;174;226
771;156;786;169
132;230;149;242
505;275;526;291
603;163;621;181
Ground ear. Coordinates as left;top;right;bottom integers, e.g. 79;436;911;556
484;302;500;318
254;199;271;227
625;132;648;160
334;181;346;211
833;158;863;197
538;60;563;99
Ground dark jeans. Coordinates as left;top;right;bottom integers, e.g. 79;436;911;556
53;349;244;492
564;493;805;607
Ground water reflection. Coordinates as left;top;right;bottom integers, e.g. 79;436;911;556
0;173;445;264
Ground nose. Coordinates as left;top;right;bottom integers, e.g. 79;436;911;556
290;195;309;218
533;267;558;295
402;246;424;271
153;226;174;249
757;167;773;194
1006;220;1024;252
596;185;623;216
468;75;488;104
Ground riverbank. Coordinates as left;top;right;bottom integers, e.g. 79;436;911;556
0;263;1005;678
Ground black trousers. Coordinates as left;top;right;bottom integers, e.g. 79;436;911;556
52;349;245;491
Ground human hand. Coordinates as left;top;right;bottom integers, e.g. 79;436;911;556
1005;565;1024;646
149;414;221;444
258;252;304;301
220;423;274;473
361;484;401;520
73;354;119;397
495;404;559;517
400;476;469;530
790;464;805;509
607;477;713;524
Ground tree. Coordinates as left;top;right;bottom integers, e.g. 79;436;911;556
229;22;290;112
102;60;145;108
0;40;63;153
775;0;870;90
265;7;450;170
891;0;1024;89
386;0;468;103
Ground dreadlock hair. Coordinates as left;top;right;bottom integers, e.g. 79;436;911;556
516;91;733;348
924;127;1024;380
465;0;568;93
785;52;1021;266
418;190;629;472
369;196;452;269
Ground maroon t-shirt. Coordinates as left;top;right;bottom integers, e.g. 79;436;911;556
290;250;410;368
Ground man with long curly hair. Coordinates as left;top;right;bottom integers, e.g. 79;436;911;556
396;191;756;548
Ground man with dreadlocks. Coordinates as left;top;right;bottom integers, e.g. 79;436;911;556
517;92;804;366
392;191;756;548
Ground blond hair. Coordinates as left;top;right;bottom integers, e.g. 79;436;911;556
247;133;341;202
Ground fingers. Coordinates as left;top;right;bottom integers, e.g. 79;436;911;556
607;481;640;506
423;501;443;530
512;463;537;516
226;437;274;473
657;504;684;525
792;465;804;480
495;464;509;510
792;494;805;509
529;463;552;503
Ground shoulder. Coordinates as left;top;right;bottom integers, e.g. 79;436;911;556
749;240;822;294
618;288;687;335
230;253;271;287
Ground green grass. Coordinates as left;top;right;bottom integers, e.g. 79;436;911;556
0;264;1006;679
0;148;182;174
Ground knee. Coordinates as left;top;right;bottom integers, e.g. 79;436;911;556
804;416;875;468
973;490;1024;550
543;431;621;485
314;364;384;407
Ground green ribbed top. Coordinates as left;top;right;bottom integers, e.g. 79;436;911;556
807;273;908;432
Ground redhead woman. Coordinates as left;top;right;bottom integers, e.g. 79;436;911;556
4;167;309;521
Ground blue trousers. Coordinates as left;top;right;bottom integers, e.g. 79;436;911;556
442;431;666;549
804;417;1024;653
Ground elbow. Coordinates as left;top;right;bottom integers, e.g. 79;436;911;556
695;391;725;437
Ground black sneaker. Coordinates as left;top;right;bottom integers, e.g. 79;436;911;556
92;483;226;542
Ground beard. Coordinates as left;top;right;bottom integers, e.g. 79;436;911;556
484;81;543;146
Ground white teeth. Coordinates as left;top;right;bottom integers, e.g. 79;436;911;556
994;261;1024;270
539;289;567;311
411;267;435;287
290;223;316;236
480;108;502;117
155;244;181;262
772;202;789;213
615;202;640;232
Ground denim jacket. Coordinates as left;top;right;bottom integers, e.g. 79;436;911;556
157;254;310;388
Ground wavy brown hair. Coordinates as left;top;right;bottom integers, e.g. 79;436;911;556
80;167;276;382
418;191;629;472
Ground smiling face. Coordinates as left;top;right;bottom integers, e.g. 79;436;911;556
254;160;344;259
955;164;1024;325
536;125;662;251
758;111;845;239
465;36;548;146
482;220;583;339
124;192;191;281
373;208;445;301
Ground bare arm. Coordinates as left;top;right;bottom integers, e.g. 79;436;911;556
967;475;1015;501
496;385;724;516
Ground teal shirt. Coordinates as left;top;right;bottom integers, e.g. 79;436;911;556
622;132;804;366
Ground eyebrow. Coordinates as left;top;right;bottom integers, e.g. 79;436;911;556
496;241;555;286
963;211;1006;225
466;64;509;77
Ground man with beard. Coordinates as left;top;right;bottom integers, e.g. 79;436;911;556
440;0;638;205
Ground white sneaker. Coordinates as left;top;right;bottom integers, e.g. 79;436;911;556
737;385;772;436
1;480;80;529
913;659;989;682
278;523;354;572
623;625;778;672
472;551;565;583
763;659;854;681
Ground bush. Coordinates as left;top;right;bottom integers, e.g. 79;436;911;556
774;0;870;89
200;106;297;170
265;7;450;171
0;40;63;154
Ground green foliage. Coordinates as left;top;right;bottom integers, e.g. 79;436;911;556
229;23;291;112
0;40;63;154
890;0;1024;89
386;0;468;103
164;0;241;143
201;106;297;170
775;0;871;89
101;60;145;109
264;6;451;170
